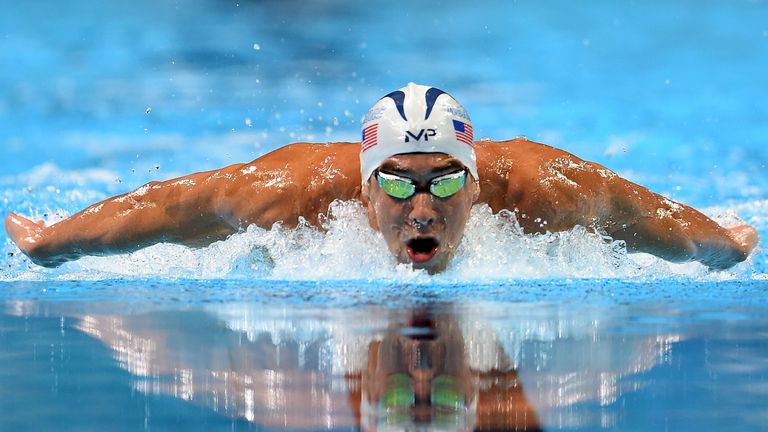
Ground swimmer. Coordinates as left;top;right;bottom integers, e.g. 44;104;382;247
4;83;759;272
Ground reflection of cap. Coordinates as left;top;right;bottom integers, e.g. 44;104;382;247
360;83;478;184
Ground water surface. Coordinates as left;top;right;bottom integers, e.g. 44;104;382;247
1;0;767;430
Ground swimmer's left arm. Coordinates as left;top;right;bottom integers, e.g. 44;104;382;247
600;170;759;270
479;140;756;270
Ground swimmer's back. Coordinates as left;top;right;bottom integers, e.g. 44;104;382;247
223;138;587;230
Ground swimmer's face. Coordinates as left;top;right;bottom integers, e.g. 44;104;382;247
362;153;479;274
361;311;475;425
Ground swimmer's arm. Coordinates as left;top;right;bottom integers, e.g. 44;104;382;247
4;166;244;268
5;142;361;268
602;173;759;270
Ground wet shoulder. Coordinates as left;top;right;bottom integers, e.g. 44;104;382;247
475;138;574;184
475;138;616;231
475;138;572;165
218;142;363;227
245;141;362;201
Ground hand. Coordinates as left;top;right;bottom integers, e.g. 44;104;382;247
4;213;60;267
727;224;759;257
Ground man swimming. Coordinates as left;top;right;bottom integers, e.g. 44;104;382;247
4;83;759;273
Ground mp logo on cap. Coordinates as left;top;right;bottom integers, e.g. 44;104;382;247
405;128;436;143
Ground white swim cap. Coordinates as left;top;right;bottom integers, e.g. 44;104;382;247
360;83;477;184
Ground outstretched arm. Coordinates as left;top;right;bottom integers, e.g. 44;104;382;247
475;139;758;270
5;167;240;267
603;174;758;270
5;142;362;268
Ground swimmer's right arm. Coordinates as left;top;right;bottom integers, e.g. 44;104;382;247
4;166;243;268
5;142;361;268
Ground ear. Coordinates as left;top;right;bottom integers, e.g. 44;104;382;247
471;179;480;202
362;183;381;230
366;202;380;231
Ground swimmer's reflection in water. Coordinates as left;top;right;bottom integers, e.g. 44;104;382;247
360;310;541;431
70;305;542;430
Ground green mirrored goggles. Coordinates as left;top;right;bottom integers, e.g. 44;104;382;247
381;373;464;411
375;169;468;200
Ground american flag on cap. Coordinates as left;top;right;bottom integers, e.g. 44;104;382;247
453;120;473;145
362;123;378;151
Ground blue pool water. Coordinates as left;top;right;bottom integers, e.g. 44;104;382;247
1;0;768;430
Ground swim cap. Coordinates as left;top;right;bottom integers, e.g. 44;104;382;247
360;83;477;184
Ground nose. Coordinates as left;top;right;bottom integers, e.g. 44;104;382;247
408;192;438;229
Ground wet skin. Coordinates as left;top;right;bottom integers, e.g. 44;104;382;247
361;310;541;429
362;154;480;274
4;139;759;270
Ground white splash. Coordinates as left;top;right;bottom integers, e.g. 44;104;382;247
114;184;151;203
3;201;757;282
310;156;344;189
83;203;104;216
169;179;197;187
540;157;583;189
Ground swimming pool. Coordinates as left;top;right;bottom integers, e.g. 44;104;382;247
1;0;767;430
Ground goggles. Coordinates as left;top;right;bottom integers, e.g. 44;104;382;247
379;373;465;426
382;373;463;410
375;169;468;200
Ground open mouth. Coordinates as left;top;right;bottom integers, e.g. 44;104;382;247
403;314;436;340
406;237;439;263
